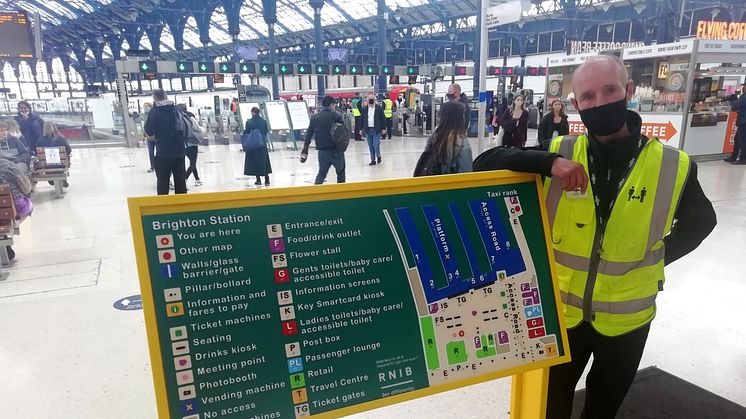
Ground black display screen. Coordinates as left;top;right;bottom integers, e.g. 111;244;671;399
0;11;36;59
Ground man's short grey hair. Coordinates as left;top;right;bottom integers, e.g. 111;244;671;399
576;54;629;85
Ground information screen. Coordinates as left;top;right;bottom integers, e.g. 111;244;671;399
0;11;36;59
129;172;570;419
264;101;291;131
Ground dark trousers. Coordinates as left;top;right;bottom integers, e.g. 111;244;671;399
402;114;409;134
315;149;345;185
354;116;363;141
147;140;156;169
732;125;746;161
385;117;393;139
185;146;199;180
547;321;650;419
154;156;187;195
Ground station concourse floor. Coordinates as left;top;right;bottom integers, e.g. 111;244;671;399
0;133;744;418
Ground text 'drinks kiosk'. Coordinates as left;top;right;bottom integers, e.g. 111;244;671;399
546;39;746;159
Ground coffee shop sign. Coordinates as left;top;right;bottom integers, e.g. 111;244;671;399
570;41;644;55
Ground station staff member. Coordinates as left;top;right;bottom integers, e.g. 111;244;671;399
383;96;394;139
351;95;363;142
473;55;716;419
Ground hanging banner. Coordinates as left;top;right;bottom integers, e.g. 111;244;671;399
567;113;684;149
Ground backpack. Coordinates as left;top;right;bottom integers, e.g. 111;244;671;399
330;114;350;152
241;128;265;151
173;108;193;143
185;116;203;146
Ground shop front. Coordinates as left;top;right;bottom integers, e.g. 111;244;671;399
545;39;746;159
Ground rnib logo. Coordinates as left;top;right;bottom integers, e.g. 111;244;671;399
627;186;648;203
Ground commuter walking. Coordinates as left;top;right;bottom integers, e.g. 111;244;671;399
413;101;473;176
473;55;716;419
302;96;346;184
726;84;746;165
176;104;203;186
383;96;394;139
144;89;187;195
537;99;569;150
446;83;471;129
242;107;272;186
351;95;363;142
500;94;529;147
15;101;43;151
360;95;386;165
142;102;156;173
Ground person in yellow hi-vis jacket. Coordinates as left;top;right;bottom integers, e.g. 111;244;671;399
473;55;716;419
383;96;394;139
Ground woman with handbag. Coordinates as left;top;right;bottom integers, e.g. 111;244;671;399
500;95;529;147
413;101;473;176
242;107;272;186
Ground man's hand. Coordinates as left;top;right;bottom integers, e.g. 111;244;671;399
551;157;588;193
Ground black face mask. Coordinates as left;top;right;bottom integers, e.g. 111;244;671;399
578;98;628;136
368;99;375;104
446;93;455;100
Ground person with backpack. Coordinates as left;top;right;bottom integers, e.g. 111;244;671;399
177;104;204;187
144;89;187;195
242;107;272;186
413;101;473;176
302;96;347;185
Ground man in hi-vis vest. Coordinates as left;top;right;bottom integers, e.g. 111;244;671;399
473;55;716;418
383;96;394;139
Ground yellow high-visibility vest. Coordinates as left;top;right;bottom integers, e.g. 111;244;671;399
383;98;393;118
544;135;689;336
351;98;361;117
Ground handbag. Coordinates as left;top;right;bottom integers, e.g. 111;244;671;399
241;129;265;151
494;127;505;146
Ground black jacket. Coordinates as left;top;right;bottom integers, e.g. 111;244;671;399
37;135;72;157
473;111;716;266
361;105;386;132
304;108;343;151
144;102;185;159
244;115;268;138
15;112;44;149
537;113;569;149
459;93;471;129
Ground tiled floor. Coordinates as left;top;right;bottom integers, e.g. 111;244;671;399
0;135;744;418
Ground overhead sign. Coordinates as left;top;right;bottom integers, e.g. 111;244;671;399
365;64;378;75
696;21;746;41
278;64;294;75
177;62;194;73
332;64;346;75
260;63;275;75
218;63;236;74
567;113;684;148
622;39;695;60
569;41;644;55
697;40;746;53
314;64;329;75
139;61;157;73
128;172;569;419
197;62;215;74
485;0;523;29
547;52;599;68
381;65;394;76
297;63;312;75
349;64;361;75
239;62;256;74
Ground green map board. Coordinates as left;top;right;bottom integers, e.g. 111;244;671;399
128;172;570;419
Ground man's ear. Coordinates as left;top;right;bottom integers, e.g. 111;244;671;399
626;79;635;102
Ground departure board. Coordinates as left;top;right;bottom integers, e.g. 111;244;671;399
129;172;570;419
0;11;36;59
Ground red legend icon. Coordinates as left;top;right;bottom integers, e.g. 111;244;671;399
282;321;298;336
274;268;290;284
159;249;176;263
156;234;174;248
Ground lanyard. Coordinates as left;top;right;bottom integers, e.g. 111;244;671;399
586;136;648;227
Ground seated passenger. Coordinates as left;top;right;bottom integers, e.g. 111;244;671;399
37;122;72;157
0;121;30;173
36;122;72;188
0;157;33;260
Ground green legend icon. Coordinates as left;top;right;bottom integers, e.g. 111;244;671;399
201;64;208;71
178;63;185;71
407;65;419;75
382;65;393;75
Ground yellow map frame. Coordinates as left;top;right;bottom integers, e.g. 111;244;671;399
128;170;571;419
